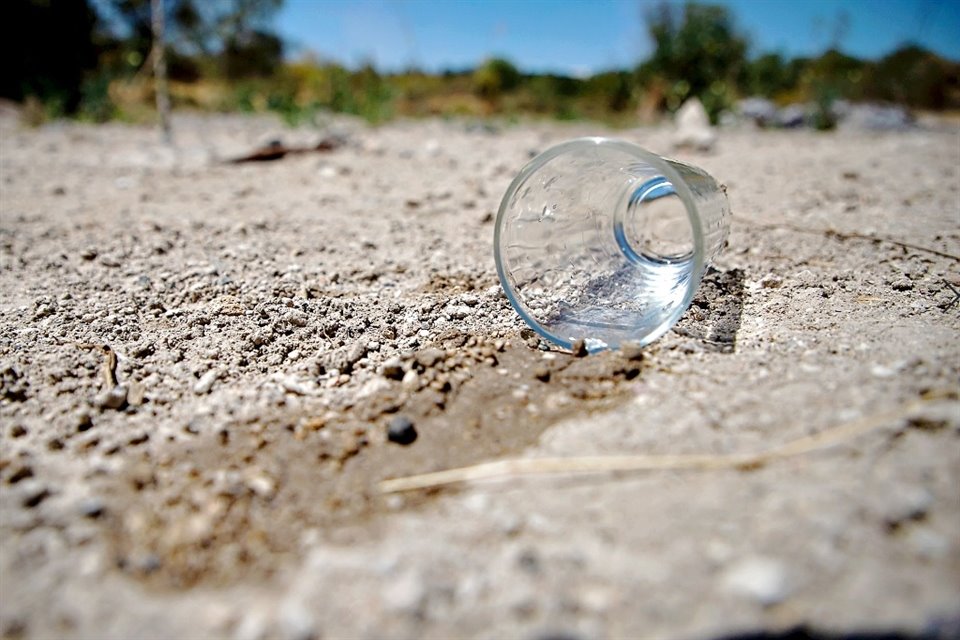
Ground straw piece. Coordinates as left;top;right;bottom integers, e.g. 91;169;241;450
378;391;955;494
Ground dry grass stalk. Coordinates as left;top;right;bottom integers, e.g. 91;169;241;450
378;390;956;493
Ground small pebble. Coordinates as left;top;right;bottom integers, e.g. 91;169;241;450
7;464;34;484
193;370;221;395
891;278;914;292
533;365;551;382
78;497;106;519
96;385;128;410
722;556;791;606
387;415;417;445
21;483;50;508
759;274;783;289
381;357;404;380
620;341;644;362
570;339;589;358
401;369;420;390
415;347;445;368
126;382;146;406
882;486;933;530
76;411;93;431
286;310;308;327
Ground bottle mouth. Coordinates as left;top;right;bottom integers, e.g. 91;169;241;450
614;175;696;267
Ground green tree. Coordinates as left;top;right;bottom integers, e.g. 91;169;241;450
863;44;959;110
472;57;521;102
638;1;748;121
0;0;102;113
105;0;284;79
744;53;804;99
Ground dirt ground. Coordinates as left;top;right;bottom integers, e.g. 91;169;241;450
1;109;958;640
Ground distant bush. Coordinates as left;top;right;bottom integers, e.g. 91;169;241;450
862;44;960;110
472;58;522;102
5;0;957;128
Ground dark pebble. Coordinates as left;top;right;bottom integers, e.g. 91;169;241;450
22;485;50;508
10;424;27;438
79;498;106;519
387;415;418;445
7;465;34;484
76;411;93;432
381;358;404;380
533;365;551;382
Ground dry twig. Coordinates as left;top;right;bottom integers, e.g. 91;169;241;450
378;390;956;493
739;219;960;262
77;343;118;389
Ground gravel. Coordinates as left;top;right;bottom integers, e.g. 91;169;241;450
0;111;958;640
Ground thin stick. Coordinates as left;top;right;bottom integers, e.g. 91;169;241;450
378;392;955;493
739;219;960;262
76;343;118;389
151;0;173;145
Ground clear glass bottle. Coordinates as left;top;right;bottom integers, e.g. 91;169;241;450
494;137;729;351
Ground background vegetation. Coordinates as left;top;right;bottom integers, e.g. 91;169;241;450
2;0;958;128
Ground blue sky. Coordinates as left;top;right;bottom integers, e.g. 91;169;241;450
275;0;960;75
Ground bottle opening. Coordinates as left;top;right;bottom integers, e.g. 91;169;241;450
615;176;694;265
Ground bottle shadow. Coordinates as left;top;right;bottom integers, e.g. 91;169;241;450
672;267;745;353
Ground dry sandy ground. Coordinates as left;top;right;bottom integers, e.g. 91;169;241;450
0;110;958;640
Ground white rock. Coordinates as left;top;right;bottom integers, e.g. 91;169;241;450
401;369;420;391
722;556;791;606
193;369;221;395
382;570;425;613
673;97;716;151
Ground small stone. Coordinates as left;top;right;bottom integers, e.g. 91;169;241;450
193;370;221;395
533;365;551;382
79;497;106;519
881;486;933;530
382;570;426;613
906;527;949;559
415;347;445;368
448;305;470;320
620;341;644;362
126;382;146;406
760;274;783;289
7;464;34;484
722;557;791;606
80;247;98;261
21;483;50;508
286;310;308;327
244;470;276;499
570;339;589;358
672;97;716;151
9;424;27;438
387;415;417;445
381;357;404;380
76;411;93;432
401;369;420;391
891;278;914;292
96;385;128;410
346;340;368;367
